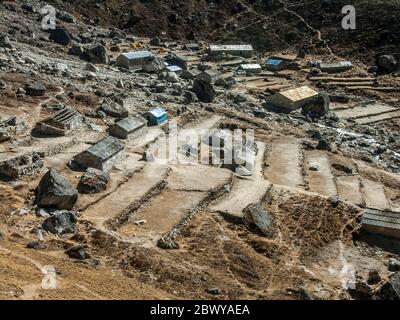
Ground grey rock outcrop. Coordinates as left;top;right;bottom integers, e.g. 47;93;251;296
77;168;109;194
192;79;216;103
35;169;78;210
42;210;77;235
98;99;128;118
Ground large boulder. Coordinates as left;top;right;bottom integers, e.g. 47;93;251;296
98;99;128;118
65;244;89;260
77;168;109;194
25;82;46;96
376;272;400;300
376;55;398;73
42;210;76;234
0;33;13;49
49;27;71;46
35;169;78;210
301;92;330;118
142;56;166;73
68;43;85;56
84;44;109;65
56;10;76;23
192;79;216;103
243;203;274;237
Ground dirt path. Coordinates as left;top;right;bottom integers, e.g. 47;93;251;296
82;163;168;230
83;114;224;246
304;151;337;197
336;175;363;206
264;139;305;189
361;178;390;210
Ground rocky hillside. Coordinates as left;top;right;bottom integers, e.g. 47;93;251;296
49;0;400;62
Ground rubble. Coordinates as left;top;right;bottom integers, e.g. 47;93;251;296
35;169;78;210
0;116;28;142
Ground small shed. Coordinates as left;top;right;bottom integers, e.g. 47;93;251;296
265;58;285;71
116;51;153;70
265;86;319;112
209;44;254;58
319;61;353;73
361;208;400;239
147;107;168;126
109;116;147;139
35;107;83;136
239;64;262;74
73;136;125;172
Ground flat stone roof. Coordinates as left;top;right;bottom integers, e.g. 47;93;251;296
84;136;124;161
279;86;319;102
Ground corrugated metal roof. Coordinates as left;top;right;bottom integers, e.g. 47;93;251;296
121;50;153;60
319;61;353;69
240;64;262;70
84;136;124;161
279;86;318;102
115;116;146;133
149;107;167;118
362;208;400;230
167;65;182;73
209;44;253;51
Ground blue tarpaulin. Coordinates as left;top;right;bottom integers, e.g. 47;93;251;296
265;58;283;65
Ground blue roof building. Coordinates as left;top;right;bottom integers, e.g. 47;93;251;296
147;107;168;125
265;58;284;71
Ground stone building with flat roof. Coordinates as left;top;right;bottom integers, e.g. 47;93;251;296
73;136;125;172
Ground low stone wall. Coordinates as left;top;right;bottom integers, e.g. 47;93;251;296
0;152;44;180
